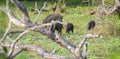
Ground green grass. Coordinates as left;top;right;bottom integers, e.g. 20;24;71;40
0;1;120;59
0;11;9;32
109;48;120;59
15;51;42;59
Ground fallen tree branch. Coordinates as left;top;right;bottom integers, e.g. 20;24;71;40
1;33;99;59
8;30;29;58
36;27;100;59
2;43;75;59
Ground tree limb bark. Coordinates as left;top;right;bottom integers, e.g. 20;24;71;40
33;2;47;24
8;30;29;58
100;0;120;16
2;43;75;59
12;0;32;24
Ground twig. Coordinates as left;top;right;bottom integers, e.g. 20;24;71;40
35;2;37;10
0;21;12;43
4;6;25;27
33;2;47;24
77;34;100;59
11;48;23;58
78;37;86;49
115;0;120;5
6;0;9;9
8;30;29;58
52;49;56;54
106;5;117;16
100;0;120;16
78;34;99;48
102;0;105;6
82;42;87;59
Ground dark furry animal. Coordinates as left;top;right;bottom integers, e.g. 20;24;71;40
43;14;62;23
51;23;63;34
66;23;74;34
43;14;63;34
87;20;95;30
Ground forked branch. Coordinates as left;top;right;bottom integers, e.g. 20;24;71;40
8;30;29;58
33;2;47;24
100;0;120;16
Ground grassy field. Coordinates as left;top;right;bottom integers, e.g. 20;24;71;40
0;1;120;59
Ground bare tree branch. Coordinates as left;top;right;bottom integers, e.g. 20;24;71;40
2;43;75;59
35;2;37;10
0;0;25;27
52;49;56;54
115;0;120;4
6;0;9;9
78;34;100;49
102;0;105;6
82;42;87;59
33;2;47;24
8;30;29;58
1;33;99;59
36;26;100;59
12;0;32;24
11;48;23;58
106;5;117;16
0;21;12;43
99;0;120;16
4;7;26;27
78;37;86;49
